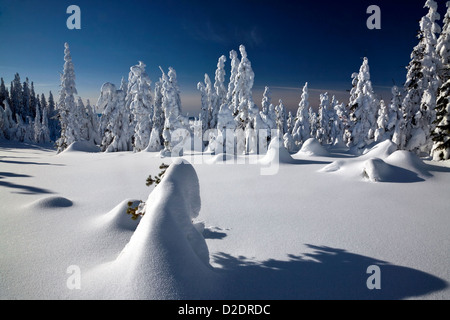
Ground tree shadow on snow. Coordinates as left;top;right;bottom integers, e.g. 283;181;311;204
420;162;450;176
0;171;54;195
0;158;64;166
212;244;447;300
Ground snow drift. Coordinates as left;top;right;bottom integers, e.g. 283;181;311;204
84;159;218;299
60;141;100;154
296;138;329;157
362;158;399;182
259;137;295;165
321;140;426;183
360;140;398;159
26;196;73;209
97;199;142;231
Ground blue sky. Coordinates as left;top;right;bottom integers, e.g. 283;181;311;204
0;0;448;114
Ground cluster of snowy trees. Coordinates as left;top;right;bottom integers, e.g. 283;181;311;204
284;0;450;160
82;0;450;160
0;74;58;144
2;1;448;160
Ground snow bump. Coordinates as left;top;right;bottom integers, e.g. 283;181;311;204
27;196;73;209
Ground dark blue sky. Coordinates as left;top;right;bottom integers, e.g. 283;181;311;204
0;0;448;113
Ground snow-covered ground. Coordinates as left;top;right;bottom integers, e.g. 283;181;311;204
0;139;449;300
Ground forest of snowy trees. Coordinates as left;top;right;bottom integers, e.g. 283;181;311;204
1;0;449;160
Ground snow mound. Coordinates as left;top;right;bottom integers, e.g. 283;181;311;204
97;199;142;231
361;140;397;159
385;151;430;177
297;138;329;157
259;137;295;165
60;141;100;153
320;141;427;183
362;158;397;182
206;153;237;164
320;160;346;173
85;159;217;299
27;196;73;209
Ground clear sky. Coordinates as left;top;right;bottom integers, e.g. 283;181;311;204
0;0;448;114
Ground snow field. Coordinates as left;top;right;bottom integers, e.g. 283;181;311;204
0;140;449;299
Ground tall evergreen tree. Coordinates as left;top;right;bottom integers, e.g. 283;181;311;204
431;79;450;160
227;49;240;115
234;45;256;129
197;77;210;133
347;57;379;150
436;1;450;81
389;86;407;148
99;82;132;152
149;79;164;151
275;99;287;135
214;55;227;110
160;67;186;155
56;42;79;152
403;0;442;154
431;1;450;160
292;82;311;146
374;100;389;142
317;92;332;144
127;61;154;152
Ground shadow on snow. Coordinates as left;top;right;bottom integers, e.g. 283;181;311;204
212;244;447;300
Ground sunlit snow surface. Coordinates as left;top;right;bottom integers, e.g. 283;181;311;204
0;140;449;299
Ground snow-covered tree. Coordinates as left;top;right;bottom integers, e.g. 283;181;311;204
261;86;271;117
317;92;333;145
374;100;389;142
34;103;42;143
1;100;16;140
431;79;450;160
84;99;101;145
292;83;311;147
214;55;227;111
227;49;240;114
197;74;216;132
160;67;188;155
403;0;442;154
283;132;296;153
127;61;154;152
287;111;294;135
260;86;276;131
275;99;287;135
151;79;164;150
56;43;79;153
436;1;450;81
0;78;9;109
40;105;51;143
98;82;132;152
347;57;379;150
147;127;162;152
309;106;318;139
332;100;348;146
388;86;406;148
197;80;209;133
233;45;256;129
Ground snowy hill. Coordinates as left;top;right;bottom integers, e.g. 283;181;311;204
0;140;449;299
